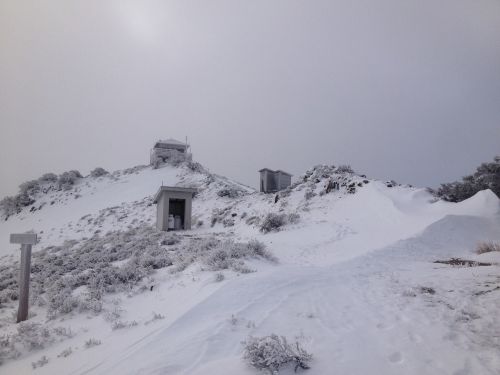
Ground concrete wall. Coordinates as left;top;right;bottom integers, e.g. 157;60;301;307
277;173;292;191
260;170;291;193
150;149;192;165
156;191;193;231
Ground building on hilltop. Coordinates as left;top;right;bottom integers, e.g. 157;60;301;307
259;168;292;193
150;138;192;166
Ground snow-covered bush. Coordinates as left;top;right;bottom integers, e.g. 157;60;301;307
476;241;500;254
57;347;73;358
287;213;300;224
16;322;53;351
223;218;235;227
84;338;101;348
0;193;34;219
0;321;73;365
0;172;60;219
38;173;58;183
111;320;138;330
186;238;274;272
57;170;82;190
0;335;19;365
90;167;109;178
32;355;49;369
431;156;499;202
0;225;275;319
260;213;287;233
19;180;41;196
243;334;312;373
304;190;315;200
144;312;165;325
336;165;354;174
217;188;242;198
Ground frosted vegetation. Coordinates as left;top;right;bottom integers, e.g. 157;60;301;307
0;169;95;219
260;213;300;234
430;156;500;202
0;322;73;365
243;334;312;374
0;225;273;318
475;241;500;254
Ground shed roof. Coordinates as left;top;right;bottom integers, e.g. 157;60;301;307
276;170;292;176
259;168;292;176
153;186;198;203
156;138;188;147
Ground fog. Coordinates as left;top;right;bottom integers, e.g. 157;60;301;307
1;0;499;197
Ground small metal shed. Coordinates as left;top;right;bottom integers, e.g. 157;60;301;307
259;168;292;193
153;186;197;231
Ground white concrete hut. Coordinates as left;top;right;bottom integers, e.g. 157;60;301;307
150;138;192;165
153;186;197;231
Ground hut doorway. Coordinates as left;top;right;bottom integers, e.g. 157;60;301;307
169;198;186;230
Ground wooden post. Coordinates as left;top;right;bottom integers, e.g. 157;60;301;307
17;244;32;323
10;233;37;323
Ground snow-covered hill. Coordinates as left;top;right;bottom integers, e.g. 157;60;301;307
0;161;499;375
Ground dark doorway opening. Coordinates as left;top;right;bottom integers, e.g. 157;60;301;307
169;199;186;230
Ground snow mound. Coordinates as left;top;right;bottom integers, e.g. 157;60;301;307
381;214;500;261
453;189;500;217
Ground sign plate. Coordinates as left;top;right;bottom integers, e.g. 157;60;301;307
10;233;37;245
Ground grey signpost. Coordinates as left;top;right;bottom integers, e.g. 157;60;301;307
10;233;37;323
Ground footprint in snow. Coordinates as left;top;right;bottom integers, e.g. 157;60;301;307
388;352;404;364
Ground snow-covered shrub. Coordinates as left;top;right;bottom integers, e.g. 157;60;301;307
431;156;499;202
246;239;275;259
185;161;205;173
245;216;260;226
57;170;82;190
16;322;53;351
223;218;235;227
287;213;300;224
243;334;312;373
260;213;287;233
214;272;225;282
336;165;354;174
38;173;58;183
111;320;138;330
304;190;315;200
201;239;273;271
84;338;101;348
90;167;109;178
32;355;49;369
217;188;242;198
144;312;165;325
0;335;19;365
0;225;275;322
476;241;500;254
57;347;73;358
161;234;180;246
210;207;232;227
0;172;63;219
0;323;72;364
0;194;34;219
19;180;40;196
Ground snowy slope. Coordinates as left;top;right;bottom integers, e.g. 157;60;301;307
0;162;499;375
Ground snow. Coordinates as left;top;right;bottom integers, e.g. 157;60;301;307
0;163;499;374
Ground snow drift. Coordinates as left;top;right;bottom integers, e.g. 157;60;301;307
0;161;499;375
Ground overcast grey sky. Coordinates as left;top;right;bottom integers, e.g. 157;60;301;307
1;0;499;197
